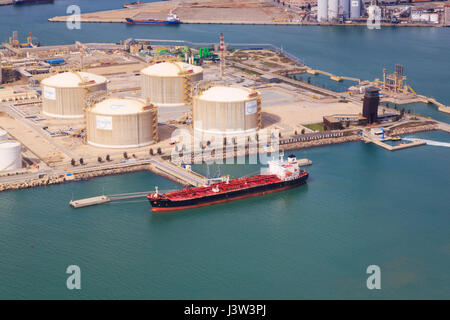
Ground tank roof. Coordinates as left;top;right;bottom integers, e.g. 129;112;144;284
41;72;107;88
199;86;257;102
91;98;150;115
0;141;21;149
141;61;202;77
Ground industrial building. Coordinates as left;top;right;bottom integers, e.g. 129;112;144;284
362;87;380;124
323;114;367;130
86;97;158;149
0;129;22;171
141;61;203;107
193;85;262;135
41;71;108;119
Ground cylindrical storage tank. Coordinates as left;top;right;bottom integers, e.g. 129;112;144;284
328;0;339;21
86;97;158;149
339;0;350;18
318;0;328;22
350;0;361;19
41;72;107;119
141;61;203;107
193;86;261;135
0;129;7;142
0;141;22;171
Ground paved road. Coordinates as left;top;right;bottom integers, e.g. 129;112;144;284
0;103;77;160
230;61;358;102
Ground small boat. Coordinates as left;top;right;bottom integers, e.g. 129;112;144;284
391;136;402;141
123;1;143;8
125;12;180;25
13;0;53;5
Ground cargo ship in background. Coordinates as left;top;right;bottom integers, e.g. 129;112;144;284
13;0;53;5
125;12;180;25
148;155;309;212
123;1;143;8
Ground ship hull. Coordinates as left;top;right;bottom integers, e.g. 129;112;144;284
149;173;308;212
13;0;53;5
125;18;180;25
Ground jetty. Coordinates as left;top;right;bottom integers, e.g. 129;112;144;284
69;157;313;209
361;131;426;151
0;0;13;6
70;196;110;208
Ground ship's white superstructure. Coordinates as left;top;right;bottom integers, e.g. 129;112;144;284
268;154;300;181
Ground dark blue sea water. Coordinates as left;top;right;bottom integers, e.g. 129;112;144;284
0;0;449;299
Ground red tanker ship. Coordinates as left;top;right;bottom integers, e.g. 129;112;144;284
147;155;309;212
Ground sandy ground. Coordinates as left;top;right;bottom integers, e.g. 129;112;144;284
0;112;70;165
49;0;291;23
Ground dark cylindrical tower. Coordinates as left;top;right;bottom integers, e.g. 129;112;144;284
363;87;380;124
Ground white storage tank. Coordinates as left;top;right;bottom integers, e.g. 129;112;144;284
141;61;203;107
0;129;7;142
193;85;262;135
0;141;22;171
41;71;107;119
350;0;361;19
340;0;350;18
86;97;158;149
328;0;339;21
318;0;328;22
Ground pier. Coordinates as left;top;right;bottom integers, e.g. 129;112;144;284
70;196;110;208
0;0;12;6
361;131;426;151
150;158;207;187
69;157;313;209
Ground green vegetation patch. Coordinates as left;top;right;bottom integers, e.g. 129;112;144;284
304;123;325;132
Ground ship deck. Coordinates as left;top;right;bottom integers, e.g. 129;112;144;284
164;174;283;201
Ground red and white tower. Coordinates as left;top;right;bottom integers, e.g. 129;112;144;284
219;33;224;78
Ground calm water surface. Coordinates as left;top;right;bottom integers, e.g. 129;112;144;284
0;0;449;299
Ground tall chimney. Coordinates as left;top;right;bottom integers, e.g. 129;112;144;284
220;33;224;78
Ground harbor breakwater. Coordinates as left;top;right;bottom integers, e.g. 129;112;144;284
387;123;439;136
0;126;439;193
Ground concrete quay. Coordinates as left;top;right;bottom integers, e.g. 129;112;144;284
0;0;12;6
